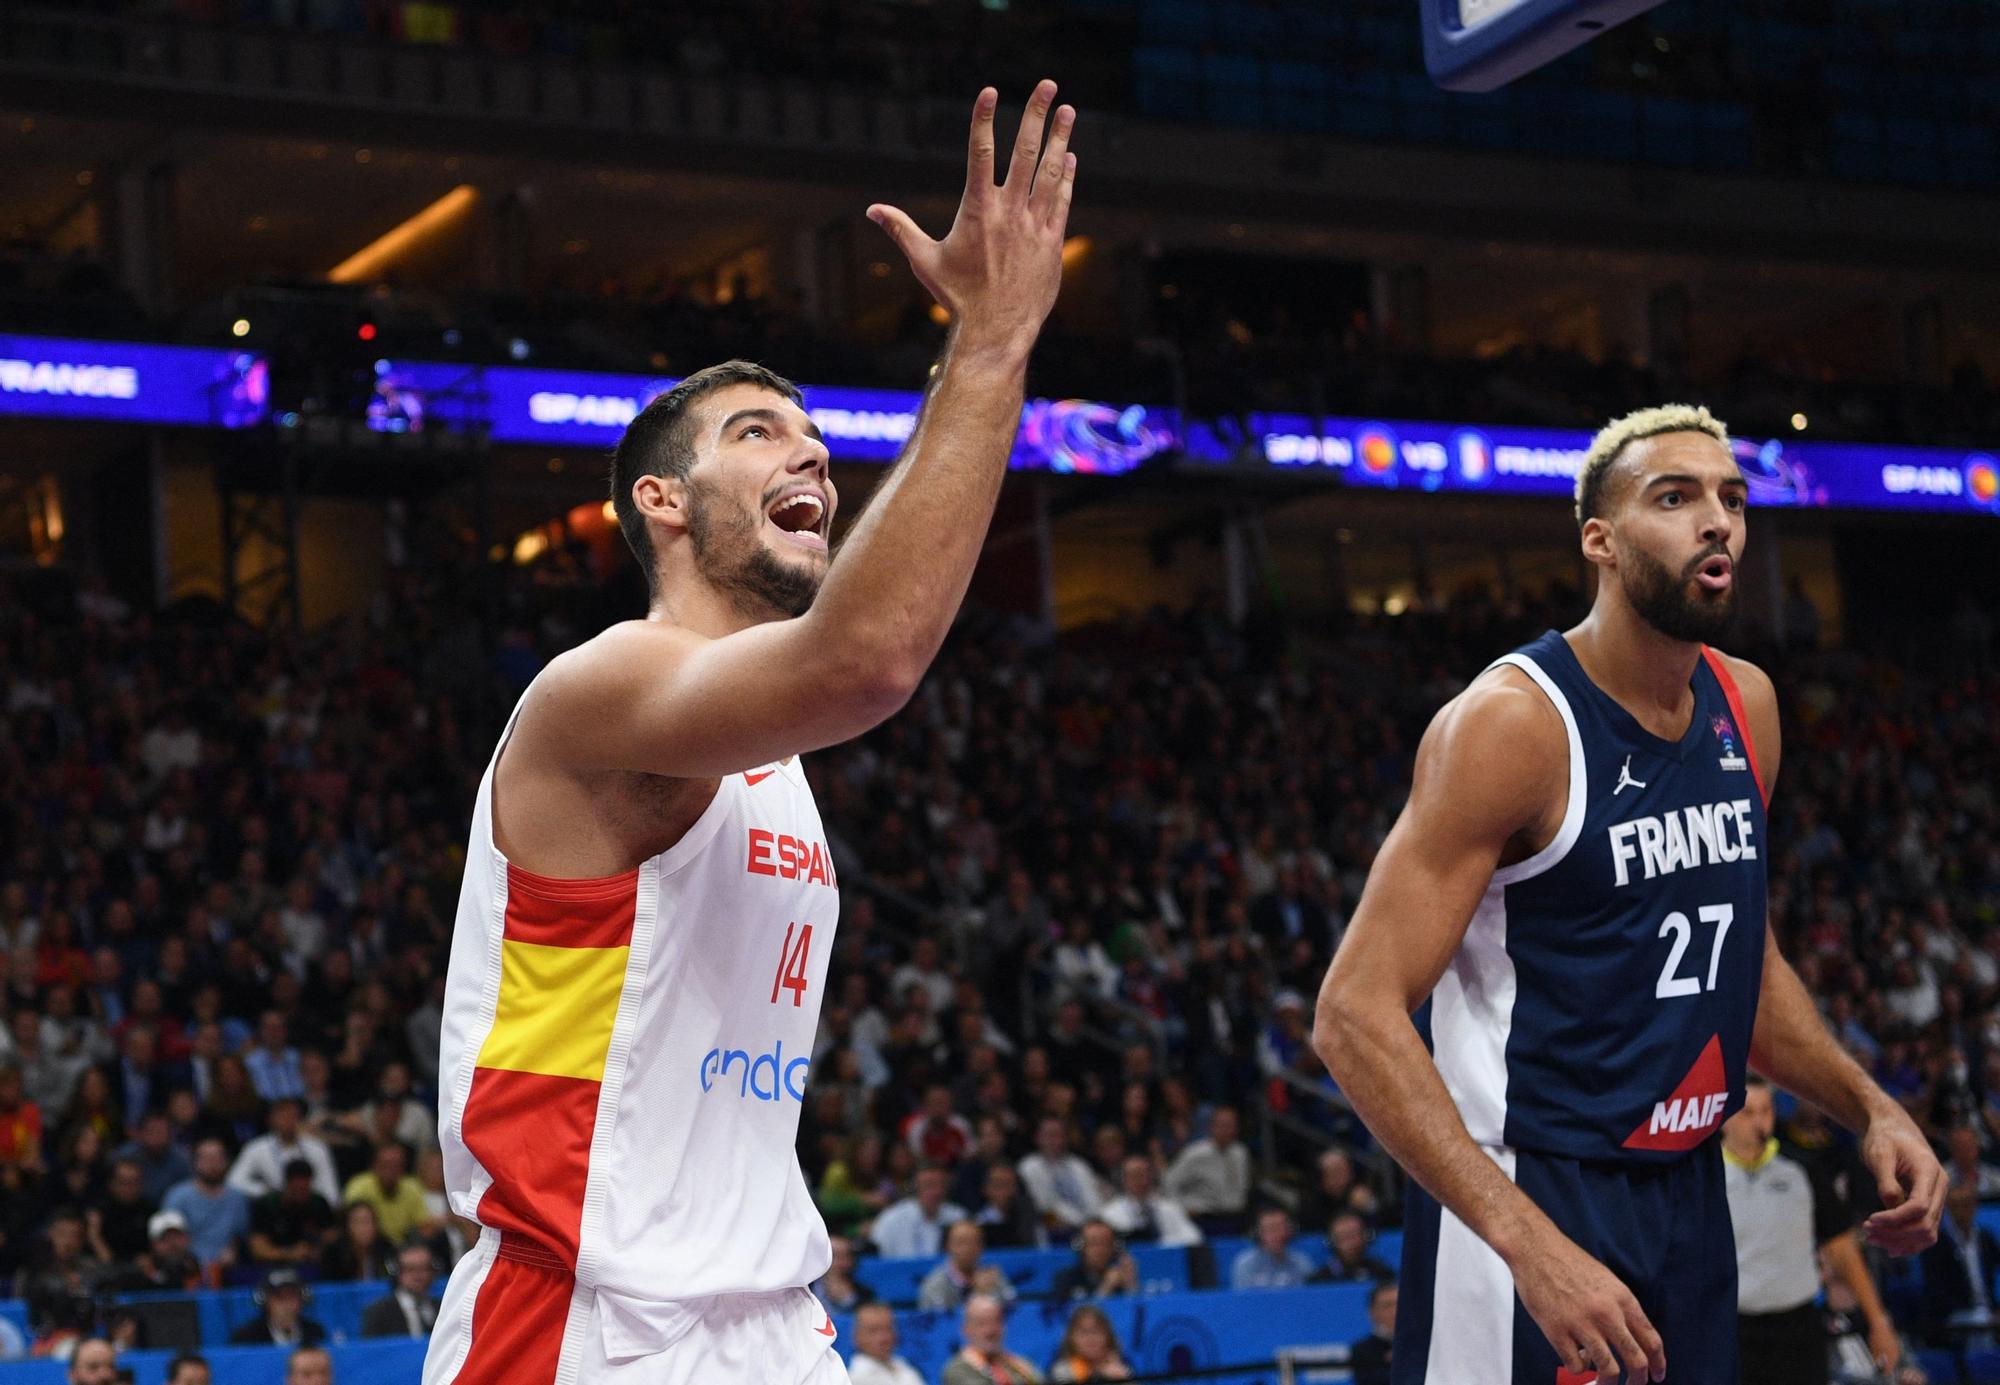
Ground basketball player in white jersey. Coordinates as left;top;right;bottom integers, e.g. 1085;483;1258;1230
422;80;1079;1385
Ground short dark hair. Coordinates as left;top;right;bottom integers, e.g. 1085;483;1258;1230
609;360;804;596
1369;1280;1397;1309
166;1353;209;1380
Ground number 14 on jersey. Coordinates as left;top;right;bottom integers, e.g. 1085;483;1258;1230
772;921;814;1007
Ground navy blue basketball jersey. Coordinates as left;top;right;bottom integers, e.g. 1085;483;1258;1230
1430;629;1770;1165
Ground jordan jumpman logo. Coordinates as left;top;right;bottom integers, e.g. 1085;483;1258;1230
1613;755;1647;796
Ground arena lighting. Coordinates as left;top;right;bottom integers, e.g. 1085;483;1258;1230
1792;413;1809;431
328;184;478;285
1060;236;1092;271
231;319;251;337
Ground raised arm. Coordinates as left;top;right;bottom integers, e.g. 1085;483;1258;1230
1311;673;1666;1384
531;82;1079;780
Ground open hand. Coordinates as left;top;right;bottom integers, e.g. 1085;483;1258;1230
867;81;1078;356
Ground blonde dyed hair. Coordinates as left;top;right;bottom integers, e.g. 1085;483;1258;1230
1574;404;1732;525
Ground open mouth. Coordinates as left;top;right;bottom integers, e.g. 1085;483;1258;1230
765;489;828;552
1692;553;1733;593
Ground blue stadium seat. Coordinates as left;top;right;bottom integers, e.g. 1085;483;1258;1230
1885;115;1946;184
1699;101;1754;170
1266;59;1334;132
1450;89;1520;149
1566;89;1642;161
1393;73;1454;143
1140;0;1213;47
1215;0;1286;55
1331;71;1395;141
1201;52;1267;126
1286;0;1343;56
1942;122;1997;187
1639;96;1702;166
1133;46;1202;121
1829;112;1886;180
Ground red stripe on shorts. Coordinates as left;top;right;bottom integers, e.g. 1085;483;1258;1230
454;1238;574;1385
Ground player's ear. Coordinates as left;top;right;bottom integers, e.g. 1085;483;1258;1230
1579;514;1616;569
634;472;692;537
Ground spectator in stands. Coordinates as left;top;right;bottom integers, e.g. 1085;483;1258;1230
1100;1154;1201;1247
12;1012;86;1122
90;1158;157;1268
848;1301;924;1385
360;1244;439;1338
1311;1211;1396;1284
287;1344;334;1385
942;1293;1043;1385
341;1141;430;1245
1049;1220;1138;1303
973;1162;1046;1250
904;1085;974;1166
1920;1180;2000;1346
103;1209;201;1292
918;1220;1015;1311
110;1025;184;1133
1164;1106;1251;1236
162;1138;250;1275
230;1100;341;1207
811;1234;875;1315
950;1116;1010;1209
319;1200;394;1283
245;1013;305;1104
347;1061;436;1153
1349;1282;1397;1385
0;1064;43;1167
17;1208;102;1333
870;1164;965;1259
1230;1208;1314;1290
165;1354;210;1385
1297;1146;1382;1230
1047;1303;1133;1382
113;1110;192;1203
230;1268;328;1347
1019;1117;1105;1240
249;1158;338;1268
413;1148;471;1270
1945;1127;2000;1199
65;1338;116;1385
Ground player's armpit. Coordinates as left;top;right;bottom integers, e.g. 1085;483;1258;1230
521;617;914;780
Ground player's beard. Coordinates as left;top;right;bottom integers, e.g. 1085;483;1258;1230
685;476;823;619
1622;541;1737;644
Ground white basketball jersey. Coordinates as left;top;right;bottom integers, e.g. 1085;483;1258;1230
435;680;840;1327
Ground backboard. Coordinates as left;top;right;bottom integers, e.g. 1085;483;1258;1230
1422;0;1669;91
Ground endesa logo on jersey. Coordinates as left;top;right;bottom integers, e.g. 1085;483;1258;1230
1625;1035;1730;1152
746;829;838;889
699;1040;810;1103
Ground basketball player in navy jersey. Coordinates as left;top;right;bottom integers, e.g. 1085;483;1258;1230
1312;405;1944;1384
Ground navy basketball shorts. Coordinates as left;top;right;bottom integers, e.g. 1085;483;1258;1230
1394;1142;1738;1384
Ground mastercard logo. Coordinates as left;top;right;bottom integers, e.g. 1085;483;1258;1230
1968;458;1999;505
1357;429;1397;474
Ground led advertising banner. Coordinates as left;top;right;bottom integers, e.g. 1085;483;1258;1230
1183;412;2000;517
0;334;268;428
9;337;1980;516
367;362;1179;475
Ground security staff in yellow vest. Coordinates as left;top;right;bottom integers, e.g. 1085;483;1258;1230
1723;1076;1902;1384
